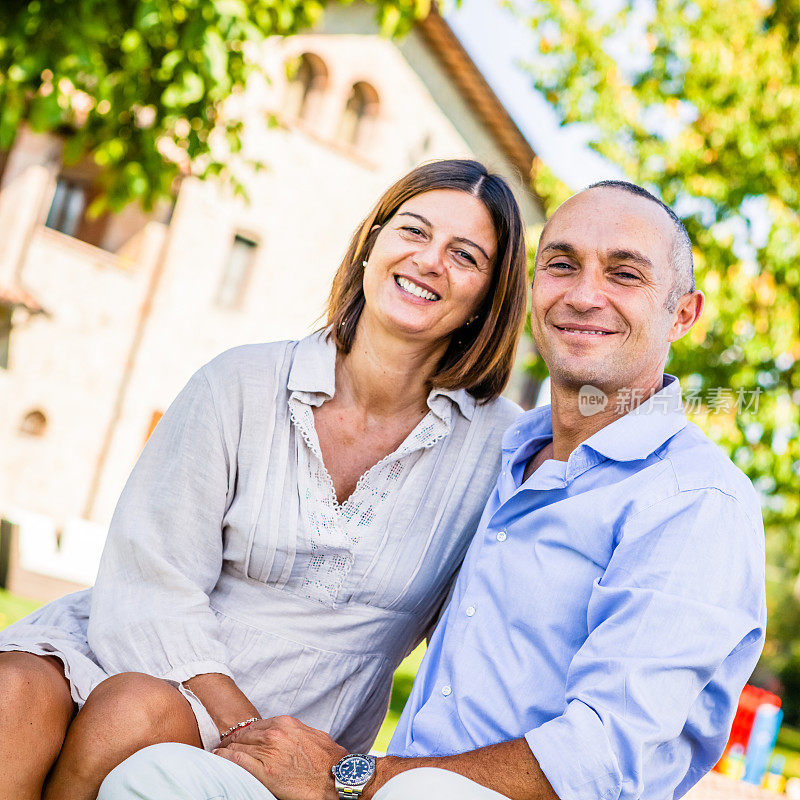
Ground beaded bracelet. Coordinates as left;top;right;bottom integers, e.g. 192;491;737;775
220;717;260;739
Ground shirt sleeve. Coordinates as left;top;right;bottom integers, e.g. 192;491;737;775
87;366;234;684
524;486;766;800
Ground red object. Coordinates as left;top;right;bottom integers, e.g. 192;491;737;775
714;684;782;771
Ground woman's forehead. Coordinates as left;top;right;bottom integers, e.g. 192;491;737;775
393;190;496;245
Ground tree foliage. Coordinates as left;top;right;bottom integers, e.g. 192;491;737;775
518;0;800;706
0;0;423;211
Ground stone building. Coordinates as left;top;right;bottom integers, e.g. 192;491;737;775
0;5;543;602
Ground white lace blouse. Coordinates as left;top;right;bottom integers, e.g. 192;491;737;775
0;331;520;752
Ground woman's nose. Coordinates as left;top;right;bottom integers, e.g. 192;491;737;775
412;242;446;274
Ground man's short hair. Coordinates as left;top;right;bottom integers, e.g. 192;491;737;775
586;180;695;311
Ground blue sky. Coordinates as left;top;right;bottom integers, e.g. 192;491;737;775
446;0;617;189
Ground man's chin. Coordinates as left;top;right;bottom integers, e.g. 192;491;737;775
547;363;611;393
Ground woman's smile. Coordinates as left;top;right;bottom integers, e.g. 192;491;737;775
394;275;441;302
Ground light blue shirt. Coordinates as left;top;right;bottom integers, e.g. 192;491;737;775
389;376;766;800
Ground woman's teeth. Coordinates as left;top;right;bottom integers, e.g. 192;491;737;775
396;276;440;301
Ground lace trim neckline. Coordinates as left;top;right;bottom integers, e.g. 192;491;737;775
288;398;450;511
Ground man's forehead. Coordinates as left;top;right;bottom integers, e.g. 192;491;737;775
539;187;674;262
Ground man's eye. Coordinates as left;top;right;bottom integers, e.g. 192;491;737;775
547;262;573;271
614;270;640;281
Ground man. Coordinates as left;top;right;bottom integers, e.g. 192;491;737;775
99;182;766;800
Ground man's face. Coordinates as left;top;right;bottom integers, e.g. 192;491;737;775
531;188;694;395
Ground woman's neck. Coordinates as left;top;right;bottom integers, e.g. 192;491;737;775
337;320;448;418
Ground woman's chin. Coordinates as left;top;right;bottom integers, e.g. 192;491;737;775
393;319;449;343
369;310;442;340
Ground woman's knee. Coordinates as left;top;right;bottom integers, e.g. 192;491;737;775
79;672;200;745
0;651;73;719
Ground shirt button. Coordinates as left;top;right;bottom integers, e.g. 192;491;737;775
465;605;476;617
442;685;452;696
496;530;507;542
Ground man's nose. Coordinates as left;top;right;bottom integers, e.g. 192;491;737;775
563;268;606;312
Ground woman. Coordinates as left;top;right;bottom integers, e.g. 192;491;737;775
0;159;527;800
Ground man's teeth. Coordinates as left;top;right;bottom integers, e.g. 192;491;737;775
396;276;439;301
557;326;612;335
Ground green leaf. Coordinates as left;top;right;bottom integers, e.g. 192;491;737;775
0;0;428;209
202;29;230;89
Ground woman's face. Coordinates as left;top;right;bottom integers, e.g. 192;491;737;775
361;189;497;345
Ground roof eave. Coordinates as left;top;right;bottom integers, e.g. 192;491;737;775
416;5;541;202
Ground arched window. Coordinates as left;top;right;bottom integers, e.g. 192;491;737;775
337;82;380;150
19;409;47;437
283;53;328;123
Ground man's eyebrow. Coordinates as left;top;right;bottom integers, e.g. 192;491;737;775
540;241;579;257
396;212;491;261
539;242;655;272
608;249;655;272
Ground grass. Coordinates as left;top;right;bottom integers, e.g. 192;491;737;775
774;725;800;779
0;588;41;629
372;643;426;753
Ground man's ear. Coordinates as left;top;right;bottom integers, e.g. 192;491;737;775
668;290;704;343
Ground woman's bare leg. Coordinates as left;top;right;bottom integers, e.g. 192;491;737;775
0;651;75;800
43;672;203;800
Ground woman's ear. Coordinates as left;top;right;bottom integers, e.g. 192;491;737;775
363;225;382;257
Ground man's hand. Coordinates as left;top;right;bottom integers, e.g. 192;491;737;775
214;715;347;800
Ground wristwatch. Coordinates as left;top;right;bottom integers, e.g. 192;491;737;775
332;753;377;799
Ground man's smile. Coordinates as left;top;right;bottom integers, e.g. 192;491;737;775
553;323;616;336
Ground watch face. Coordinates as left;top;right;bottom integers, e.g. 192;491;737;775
334;755;375;786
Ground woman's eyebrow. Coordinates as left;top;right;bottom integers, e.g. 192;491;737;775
396;212;490;261
453;236;490;261
396;212;431;226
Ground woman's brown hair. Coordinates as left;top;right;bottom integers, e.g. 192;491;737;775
326;159;527;401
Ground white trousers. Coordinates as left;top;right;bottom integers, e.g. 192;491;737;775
98;743;511;800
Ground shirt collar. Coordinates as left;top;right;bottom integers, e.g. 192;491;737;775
502;374;686;463
287;329;476;421
286;330;337;407
583;375;686;461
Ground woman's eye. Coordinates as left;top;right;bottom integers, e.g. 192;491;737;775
401;226;424;236
454;249;477;266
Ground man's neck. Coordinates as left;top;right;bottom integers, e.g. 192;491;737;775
547;378;664;462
